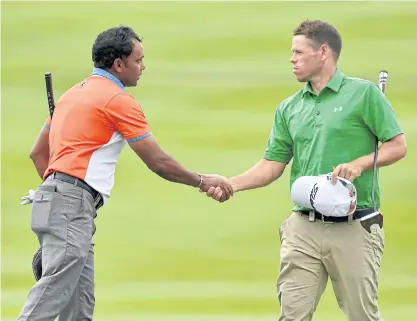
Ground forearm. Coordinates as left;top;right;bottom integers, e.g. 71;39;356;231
230;159;286;192
30;125;51;180
30;155;49;180
151;154;201;187
351;135;407;171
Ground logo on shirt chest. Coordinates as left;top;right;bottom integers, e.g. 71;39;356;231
333;106;343;112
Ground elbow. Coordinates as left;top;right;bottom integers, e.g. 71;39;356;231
29;150;38;161
30;143;43;160
391;141;407;164
387;134;407;162
30;148;43;162
30;148;48;165
398;143;407;160
397;134;407;160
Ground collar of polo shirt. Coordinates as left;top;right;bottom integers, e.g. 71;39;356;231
302;68;345;97
91;67;125;91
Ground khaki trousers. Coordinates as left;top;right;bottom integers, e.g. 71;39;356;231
277;212;385;321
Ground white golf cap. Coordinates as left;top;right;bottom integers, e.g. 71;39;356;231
290;173;357;217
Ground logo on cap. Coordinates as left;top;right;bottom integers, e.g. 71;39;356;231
309;183;319;211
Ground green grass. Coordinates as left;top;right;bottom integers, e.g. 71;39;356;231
2;1;417;320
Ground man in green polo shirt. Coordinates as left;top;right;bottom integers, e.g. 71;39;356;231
205;20;407;321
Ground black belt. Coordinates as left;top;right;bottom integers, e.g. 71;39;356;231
50;172;103;210
299;208;377;222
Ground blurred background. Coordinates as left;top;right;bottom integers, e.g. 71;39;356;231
2;2;416;320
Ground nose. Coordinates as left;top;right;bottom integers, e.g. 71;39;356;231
289;54;296;64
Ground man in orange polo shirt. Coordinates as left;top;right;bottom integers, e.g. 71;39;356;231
18;26;232;321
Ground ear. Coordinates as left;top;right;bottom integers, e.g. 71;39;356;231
320;44;330;61
113;58;124;72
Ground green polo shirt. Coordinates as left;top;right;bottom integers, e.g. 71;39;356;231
264;69;403;211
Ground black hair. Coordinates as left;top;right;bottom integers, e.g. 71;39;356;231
92;26;142;69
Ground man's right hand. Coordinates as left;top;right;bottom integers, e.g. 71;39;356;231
199;174;233;202
204;185;232;203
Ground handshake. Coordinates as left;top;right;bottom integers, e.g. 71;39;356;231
198;174;235;203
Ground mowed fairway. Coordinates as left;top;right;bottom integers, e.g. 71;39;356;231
2;1;417;320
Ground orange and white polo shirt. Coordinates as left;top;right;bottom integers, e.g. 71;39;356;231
43;68;151;203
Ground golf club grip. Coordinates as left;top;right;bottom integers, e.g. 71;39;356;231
371;70;389;211
378;70;388;94
45;72;55;119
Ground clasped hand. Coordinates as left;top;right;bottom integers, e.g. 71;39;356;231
199;174;234;203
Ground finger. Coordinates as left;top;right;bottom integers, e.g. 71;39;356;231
347;173;356;182
205;187;217;197
219;191;230;202
331;167;340;185
346;169;354;180
214;190;223;202
223;182;233;197
218;186;229;198
338;166;349;180
219;193;229;203
349;169;361;182
347;167;359;181
221;182;233;198
210;187;222;199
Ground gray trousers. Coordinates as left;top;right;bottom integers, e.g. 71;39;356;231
18;176;97;321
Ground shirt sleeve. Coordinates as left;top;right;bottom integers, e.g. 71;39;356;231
362;83;404;142
103;93;151;142
263;105;293;163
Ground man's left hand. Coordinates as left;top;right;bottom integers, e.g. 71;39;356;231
331;163;363;184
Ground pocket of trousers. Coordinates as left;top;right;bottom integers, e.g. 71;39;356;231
279;213;294;243
372;225;385;268
31;190;55;233
359;213;383;234
55;182;84;222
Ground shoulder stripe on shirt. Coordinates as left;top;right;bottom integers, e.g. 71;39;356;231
127;132;152;143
